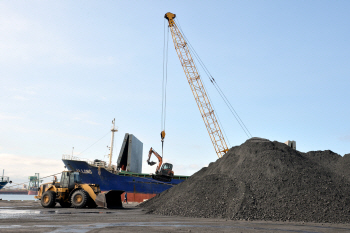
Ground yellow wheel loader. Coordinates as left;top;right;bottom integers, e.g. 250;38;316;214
35;171;123;209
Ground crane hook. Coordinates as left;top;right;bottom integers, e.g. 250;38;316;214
161;130;166;142
160;130;166;156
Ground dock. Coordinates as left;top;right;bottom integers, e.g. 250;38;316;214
0;200;350;232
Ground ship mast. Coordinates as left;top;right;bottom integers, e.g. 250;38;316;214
108;118;118;167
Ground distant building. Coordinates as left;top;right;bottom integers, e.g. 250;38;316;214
285;140;296;149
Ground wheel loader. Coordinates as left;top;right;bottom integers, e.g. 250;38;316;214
35;171;123;209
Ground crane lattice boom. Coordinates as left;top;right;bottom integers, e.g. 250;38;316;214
165;12;228;158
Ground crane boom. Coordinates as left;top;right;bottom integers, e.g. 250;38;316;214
164;12;228;158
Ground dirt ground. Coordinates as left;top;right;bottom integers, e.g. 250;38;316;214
0;201;349;233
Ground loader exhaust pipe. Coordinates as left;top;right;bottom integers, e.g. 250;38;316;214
95;190;124;209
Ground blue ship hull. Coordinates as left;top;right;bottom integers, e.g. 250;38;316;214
0;181;8;190
62;159;187;194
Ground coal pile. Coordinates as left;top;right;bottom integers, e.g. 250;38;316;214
140;138;350;223
304;150;350;182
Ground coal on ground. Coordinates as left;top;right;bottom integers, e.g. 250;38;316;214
140;138;350;223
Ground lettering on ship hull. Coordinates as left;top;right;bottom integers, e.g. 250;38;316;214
75;169;92;174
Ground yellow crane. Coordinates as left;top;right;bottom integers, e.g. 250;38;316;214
164;12;229;158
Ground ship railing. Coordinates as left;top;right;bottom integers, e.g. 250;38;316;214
0;176;9;182
62;154;118;172
62;154;94;165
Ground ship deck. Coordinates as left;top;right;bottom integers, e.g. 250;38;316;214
117;170;188;180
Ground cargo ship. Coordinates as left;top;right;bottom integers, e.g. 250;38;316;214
62;119;188;202
0;170;11;190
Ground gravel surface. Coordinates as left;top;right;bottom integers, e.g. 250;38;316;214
140;138;350;223
2;201;350;232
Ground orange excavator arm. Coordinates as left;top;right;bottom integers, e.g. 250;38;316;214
147;147;163;174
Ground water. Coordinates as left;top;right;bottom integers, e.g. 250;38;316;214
0;194;36;201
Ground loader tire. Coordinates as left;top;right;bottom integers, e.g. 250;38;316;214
71;190;88;208
41;191;56;208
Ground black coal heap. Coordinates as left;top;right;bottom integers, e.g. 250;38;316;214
140;138;350;223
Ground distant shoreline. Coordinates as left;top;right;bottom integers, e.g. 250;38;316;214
0;190;28;195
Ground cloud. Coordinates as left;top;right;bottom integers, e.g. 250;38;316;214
0;121;91;142
0;4;117;66
10;86;39;96
72;116;101;126
0;113;23;120
0;85;39;102
13;95;29;101
0;153;65;188
84;120;100;126
174;163;204;176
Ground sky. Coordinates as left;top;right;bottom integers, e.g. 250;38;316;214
1;1;349;187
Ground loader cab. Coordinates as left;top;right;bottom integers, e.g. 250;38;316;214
60;171;81;189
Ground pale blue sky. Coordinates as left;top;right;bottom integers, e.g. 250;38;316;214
1;1;349;185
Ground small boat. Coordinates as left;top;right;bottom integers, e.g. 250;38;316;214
0;169;11;190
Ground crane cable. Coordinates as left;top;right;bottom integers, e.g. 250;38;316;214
173;19;231;147
76;131;111;156
4;131;112;189
175;18;253;139
5;172;62;189
161;19;170;157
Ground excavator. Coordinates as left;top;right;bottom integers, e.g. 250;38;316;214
147;147;174;182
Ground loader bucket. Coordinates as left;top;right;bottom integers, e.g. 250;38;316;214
95;190;124;209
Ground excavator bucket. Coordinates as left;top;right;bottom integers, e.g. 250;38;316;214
148;161;156;166
95;190;124;209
